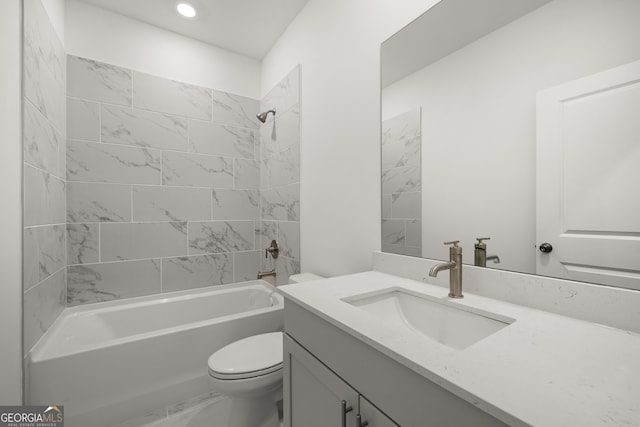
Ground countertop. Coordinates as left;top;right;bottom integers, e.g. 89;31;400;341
279;271;640;427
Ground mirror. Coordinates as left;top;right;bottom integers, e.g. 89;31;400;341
381;0;640;290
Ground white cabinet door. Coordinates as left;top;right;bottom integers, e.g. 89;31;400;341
284;335;359;427
536;60;640;290
358;396;399;427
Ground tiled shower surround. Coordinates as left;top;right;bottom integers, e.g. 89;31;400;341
65;55;301;305
381;108;422;257
22;0;67;354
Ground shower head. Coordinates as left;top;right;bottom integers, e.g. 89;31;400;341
256;109;276;123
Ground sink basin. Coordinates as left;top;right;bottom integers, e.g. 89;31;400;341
344;288;513;350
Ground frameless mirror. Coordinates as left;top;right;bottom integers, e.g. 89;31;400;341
381;0;640;290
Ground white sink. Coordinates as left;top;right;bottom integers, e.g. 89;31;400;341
344;288;513;350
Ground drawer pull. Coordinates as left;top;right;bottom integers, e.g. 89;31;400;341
341;400;353;427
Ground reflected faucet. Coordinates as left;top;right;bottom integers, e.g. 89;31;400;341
429;241;463;298
486;255;501;264
474;237;500;267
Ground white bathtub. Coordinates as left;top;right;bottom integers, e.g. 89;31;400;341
27;280;284;427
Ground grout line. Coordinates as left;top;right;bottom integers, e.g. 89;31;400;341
98;223;101;263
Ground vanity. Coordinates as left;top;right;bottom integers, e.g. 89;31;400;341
278;269;640;426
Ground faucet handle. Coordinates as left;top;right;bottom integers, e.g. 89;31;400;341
444;240;460;247
476;237;491;243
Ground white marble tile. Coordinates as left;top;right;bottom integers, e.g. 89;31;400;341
405;220;422;248
189;221;255;255
382;108;421;174
261;104;300;156
24;164;66;227
212;90;259;129
189;120;255;159
133;71;211;120
23;99;61;177
101;104;188;151
382;219;405;246
384;136;421;170
67;260;161;306
162;254;233;292
23;224;65;291
23;227;39;291
381;165;421;195
23;0;66;134
67;182;132;223
68;55;132;106
38;224;66;283
391;191;421;219
234;251;262;283
258;221;279;252
23;0;65;84
262;145;300;188
261;184;300;222
162;152;233;188
278;222;300;261
212;189;259;220
261;65;300;114
23;268;65;353
67;223;100;265
382;108;421;146
382;194;392;218
67;140;161;184
101;222;188;262
67;97;100;142
133;186;211;222
234;159;260;189
58;140;66;180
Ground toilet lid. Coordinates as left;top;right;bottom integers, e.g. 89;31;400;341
208;332;283;380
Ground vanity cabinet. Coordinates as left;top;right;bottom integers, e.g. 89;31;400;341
283;299;508;427
284;334;398;427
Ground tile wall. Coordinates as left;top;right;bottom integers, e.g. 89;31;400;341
22;0;67;353
381;108;422;257
65;56;301;304
259;67;301;285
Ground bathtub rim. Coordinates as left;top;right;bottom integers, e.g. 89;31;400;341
29;280;284;363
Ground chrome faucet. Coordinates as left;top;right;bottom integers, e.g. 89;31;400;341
429;241;463;298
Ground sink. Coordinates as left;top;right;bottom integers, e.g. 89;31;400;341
344;288;513;350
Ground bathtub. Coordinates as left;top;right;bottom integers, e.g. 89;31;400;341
27;280;284;427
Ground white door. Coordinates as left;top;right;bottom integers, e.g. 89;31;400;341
536;60;640;290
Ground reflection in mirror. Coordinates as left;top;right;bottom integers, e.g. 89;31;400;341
381;108;422;257
381;0;640;290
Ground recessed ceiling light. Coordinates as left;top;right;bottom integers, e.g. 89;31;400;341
177;3;196;18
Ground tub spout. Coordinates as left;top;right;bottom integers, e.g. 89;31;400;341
257;269;276;280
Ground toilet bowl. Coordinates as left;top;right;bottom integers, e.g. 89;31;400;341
208;332;283;427
208;273;324;427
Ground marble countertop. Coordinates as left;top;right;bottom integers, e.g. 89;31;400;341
279;271;640;427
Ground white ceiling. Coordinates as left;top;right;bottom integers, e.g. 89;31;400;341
76;0;310;60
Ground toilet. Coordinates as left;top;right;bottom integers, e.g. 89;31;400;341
207;273;324;427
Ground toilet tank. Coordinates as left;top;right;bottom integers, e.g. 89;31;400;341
288;273;324;284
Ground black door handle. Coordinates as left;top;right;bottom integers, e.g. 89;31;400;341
539;243;553;253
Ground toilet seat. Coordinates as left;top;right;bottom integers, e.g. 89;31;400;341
208;332;283;380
